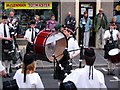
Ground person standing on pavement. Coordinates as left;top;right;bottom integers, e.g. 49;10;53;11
13;53;44;89
104;22;120;75
62;48;107;89
65;11;76;33
94;8;108;49
24;20;39;53
34;15;41;30
46;14;58;31
80;11;92;48
54;26;80;83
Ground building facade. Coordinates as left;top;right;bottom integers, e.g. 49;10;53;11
0;0;120;47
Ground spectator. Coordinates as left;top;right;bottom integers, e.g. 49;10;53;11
46;14;58;31
34;15;41;30
80;11;92;48
63;48;107;89
65;11;76;33
94;8;108;49
13;53;44;89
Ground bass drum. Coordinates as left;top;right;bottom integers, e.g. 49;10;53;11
108;48;120;63
34;30;67;62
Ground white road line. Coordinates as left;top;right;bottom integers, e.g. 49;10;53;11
101;68;107;72
113;76;120;80
110;76;120;82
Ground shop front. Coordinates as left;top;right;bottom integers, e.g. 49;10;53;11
3;2;59;36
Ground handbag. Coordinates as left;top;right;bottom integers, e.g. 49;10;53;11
3;79;18;90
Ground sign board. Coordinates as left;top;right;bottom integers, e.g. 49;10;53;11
116;5;120;11
4;2;52;9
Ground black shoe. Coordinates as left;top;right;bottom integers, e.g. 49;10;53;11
6;73;11;77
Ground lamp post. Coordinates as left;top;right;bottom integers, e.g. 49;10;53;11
79;20;86;68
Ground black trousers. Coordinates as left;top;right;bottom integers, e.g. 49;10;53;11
2;40;13;61
26;43;34;53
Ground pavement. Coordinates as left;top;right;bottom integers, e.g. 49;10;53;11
17;46;120;69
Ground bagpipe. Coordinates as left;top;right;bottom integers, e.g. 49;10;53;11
3;20;23;65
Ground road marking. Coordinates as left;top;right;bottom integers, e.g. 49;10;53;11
110;76;120;82
101;68;107;72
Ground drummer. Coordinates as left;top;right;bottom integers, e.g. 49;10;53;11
24;20;39;53
104;22;120;75
54;25;80;84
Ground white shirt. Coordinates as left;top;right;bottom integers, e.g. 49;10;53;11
24;28;39;42
104;29;120;41
68;37;80;58
0;23;10;38
63;65;107;89
13;69;44;89
0;61;5;72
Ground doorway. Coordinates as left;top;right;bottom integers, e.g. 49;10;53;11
79;2;96;47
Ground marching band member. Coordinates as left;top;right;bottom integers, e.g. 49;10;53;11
13;53;44;89
7;11;20;36
24;20;39;53
104;22;120;75
0;60;6;89
63;48;107;89
54;26;80;83
0;15;13;76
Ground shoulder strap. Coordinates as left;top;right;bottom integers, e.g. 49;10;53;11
109;30;115;45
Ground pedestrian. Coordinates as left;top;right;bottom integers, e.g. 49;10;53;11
0;15;13;76
62;48;107;89
94;8;108;49
46;14;58;31
80;11;92;48
13;53;44;89
104;22;120;75
0;60;6;89
65;11;76;33
54;26;80;84
24;20;39;53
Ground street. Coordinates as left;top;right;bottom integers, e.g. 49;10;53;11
3;49;120;89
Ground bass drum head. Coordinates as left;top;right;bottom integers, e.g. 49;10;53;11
108;48;119;56
45;31;67;62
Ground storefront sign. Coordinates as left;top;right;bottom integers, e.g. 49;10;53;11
116;5;120;11
4;2;52;9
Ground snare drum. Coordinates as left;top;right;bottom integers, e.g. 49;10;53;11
34;30;67;62
108;48;120;63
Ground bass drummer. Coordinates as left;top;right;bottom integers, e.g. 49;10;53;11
24;20;39;54
104;22;120;75
54;25;80;84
